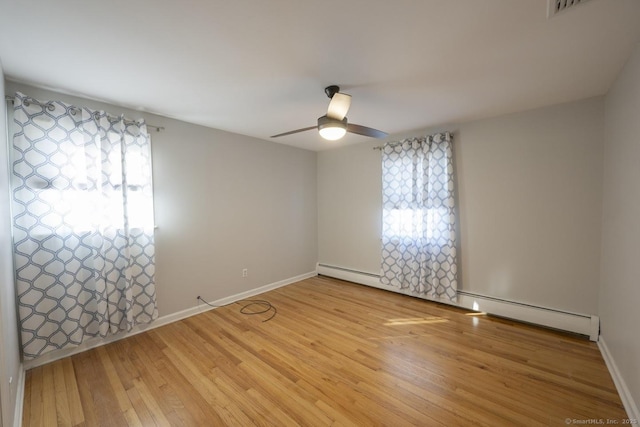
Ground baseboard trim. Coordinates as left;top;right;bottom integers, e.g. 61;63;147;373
155;271;317;327
317;263;382;288
317;263;599;340
456;292;599;340
23;271;317;370
316;263;458;306
13;363;24;427
598;337;639;421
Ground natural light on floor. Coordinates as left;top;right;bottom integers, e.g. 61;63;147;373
384;317;449;326
465;311;487;327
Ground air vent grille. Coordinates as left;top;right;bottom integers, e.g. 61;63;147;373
548;0;594;18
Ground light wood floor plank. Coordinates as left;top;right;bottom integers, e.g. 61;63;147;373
96;346;142;427
28;367;44;427
73;349;128;427
22;277;628;426
60;357;84;426
41;362;57;427
52;361;71;427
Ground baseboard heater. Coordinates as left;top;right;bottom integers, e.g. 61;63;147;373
317;263;599;341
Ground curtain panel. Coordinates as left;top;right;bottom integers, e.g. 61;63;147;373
11;92;158;359
380;132;458;302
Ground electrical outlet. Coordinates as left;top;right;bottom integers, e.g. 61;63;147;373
242;268;248;277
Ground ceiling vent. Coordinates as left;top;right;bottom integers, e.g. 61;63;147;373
547;0;594;18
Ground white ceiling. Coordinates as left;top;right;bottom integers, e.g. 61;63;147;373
1;0;639;151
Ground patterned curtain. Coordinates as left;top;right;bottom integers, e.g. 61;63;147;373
11;92;158;360
380;132;458;302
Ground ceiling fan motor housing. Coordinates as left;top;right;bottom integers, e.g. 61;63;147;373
318;115;347;129
324;85;340;99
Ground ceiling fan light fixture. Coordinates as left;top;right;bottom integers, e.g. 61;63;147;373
271;86;387;140
318;115;347;141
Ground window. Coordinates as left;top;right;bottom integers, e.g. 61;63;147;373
11;92;158;360
380;133;458;302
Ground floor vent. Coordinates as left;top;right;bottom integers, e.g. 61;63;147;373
548;0;594;18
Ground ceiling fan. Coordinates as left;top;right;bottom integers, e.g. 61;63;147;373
271;85;388;141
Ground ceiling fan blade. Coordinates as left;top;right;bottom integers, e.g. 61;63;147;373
326;93;352;120
270;126;317;138
347;123;388;139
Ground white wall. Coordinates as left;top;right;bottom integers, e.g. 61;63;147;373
150;116;318;315
318;97;604;315
317;142;382;274
0;63;22;427
5;82;318;320
600;43;640;417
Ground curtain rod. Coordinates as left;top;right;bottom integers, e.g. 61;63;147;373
4;95;165;132
373;143;396;151
372;131;454;150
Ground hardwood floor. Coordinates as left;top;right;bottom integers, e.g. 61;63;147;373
23;276;626;426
